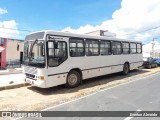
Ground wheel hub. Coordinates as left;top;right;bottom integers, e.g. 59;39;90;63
68;74;77;85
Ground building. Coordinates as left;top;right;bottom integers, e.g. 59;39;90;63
0;38;7;69
0;37;24;69
6;38;24;60
86;30;117;37
143;41;160;58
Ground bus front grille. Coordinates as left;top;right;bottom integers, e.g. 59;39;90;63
26;73;36;79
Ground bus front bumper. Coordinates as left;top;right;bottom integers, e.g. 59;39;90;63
25;78;46;88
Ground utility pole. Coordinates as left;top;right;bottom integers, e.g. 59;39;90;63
152;38;155;58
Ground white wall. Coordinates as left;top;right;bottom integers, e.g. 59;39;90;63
6;39;24;60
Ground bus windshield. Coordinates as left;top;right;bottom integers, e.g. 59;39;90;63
23;40;45;68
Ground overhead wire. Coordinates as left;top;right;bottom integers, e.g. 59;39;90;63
0;26;33;38
0;26;34;32
117;25;160;37
0;31;27;36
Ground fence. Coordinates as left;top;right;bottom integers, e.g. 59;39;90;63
6;59;21;68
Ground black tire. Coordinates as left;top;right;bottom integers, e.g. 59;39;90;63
66;71;81;88
123;63;130;75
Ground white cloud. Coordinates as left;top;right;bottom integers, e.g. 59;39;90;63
0;20;19;38
63;25;100;34
0;8;19;39
0;8;8;15
62;0;160;41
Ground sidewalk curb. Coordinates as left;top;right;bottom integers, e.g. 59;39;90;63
0;83;29;91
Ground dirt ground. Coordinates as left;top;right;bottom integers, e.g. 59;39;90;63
0;67;160;112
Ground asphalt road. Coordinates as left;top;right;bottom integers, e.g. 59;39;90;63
16;72;160;120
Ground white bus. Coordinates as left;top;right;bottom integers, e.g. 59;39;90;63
23;30;143;88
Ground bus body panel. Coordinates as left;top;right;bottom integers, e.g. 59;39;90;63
45;54;142;88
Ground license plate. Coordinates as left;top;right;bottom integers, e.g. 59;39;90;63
26;79;32;84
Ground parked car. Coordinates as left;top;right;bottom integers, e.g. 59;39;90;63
153;58;160;66
143;57;158;69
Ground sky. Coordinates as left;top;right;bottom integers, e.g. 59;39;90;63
0;0;160;44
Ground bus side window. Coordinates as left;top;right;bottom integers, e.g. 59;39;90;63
100;40;111;55
70;50;75;56
112;41;122;55
137;43;142;53
130;43;137;54
69;38;84;57
86;39;99;56
122;42;130;54
47;41;67;67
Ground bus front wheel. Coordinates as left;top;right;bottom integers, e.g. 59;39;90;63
123;63;130;75
66;71;81;88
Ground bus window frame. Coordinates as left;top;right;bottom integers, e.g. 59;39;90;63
122;42;130;54
100;40;112;56
46;40;68;67
130;42;137;54
85;39;100;56
69;37;85;57
112;41;122;55
136;43;142;54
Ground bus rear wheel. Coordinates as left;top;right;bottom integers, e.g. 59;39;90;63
66;71;81;88
123;63;130;75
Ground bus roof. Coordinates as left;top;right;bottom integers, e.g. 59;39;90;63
25;30;142;43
